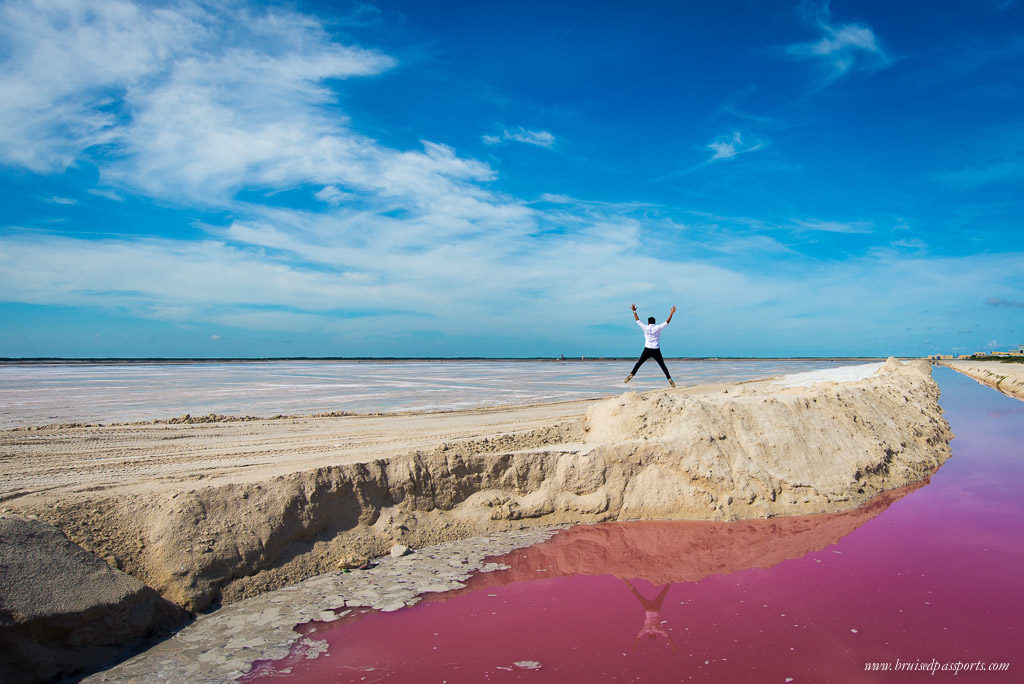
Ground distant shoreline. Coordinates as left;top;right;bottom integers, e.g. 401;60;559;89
0;356;888;365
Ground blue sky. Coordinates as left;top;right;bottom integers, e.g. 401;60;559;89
0;0;1021;357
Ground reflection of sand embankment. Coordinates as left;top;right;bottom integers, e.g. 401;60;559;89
461;479;924;591
2;360;951;615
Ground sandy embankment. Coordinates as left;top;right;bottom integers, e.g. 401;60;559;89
0;359;951;615
941;360;1024;401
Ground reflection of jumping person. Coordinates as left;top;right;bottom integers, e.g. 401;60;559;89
624;303;676;387
626;580;677;652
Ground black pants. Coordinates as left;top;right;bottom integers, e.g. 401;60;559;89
630;347;671;378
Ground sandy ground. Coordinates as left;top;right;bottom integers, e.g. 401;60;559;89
0;399;594;507
941;360;1024;401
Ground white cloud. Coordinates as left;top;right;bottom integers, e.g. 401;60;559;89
791;218;874;234
707;137;739;161
314;185;354;206
786;6;889;79
0;0;395;197
706;131;764;162
482;127;556;148
87;188;124;201
3;227;1021;356
209;334;220;340
0;219;768;341
0;0;544;267
891;238;927;250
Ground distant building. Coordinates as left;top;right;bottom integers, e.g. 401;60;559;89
934;347;1022;359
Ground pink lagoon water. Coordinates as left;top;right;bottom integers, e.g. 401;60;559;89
242;368;1023;682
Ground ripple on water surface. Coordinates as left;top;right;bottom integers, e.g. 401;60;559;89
241;368;1023;682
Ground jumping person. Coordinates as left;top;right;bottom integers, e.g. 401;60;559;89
625;303;676;387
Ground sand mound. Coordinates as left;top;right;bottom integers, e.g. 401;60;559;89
582;358;946;518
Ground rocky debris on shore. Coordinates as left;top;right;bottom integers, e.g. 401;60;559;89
85;528;557;683
0;514;186;683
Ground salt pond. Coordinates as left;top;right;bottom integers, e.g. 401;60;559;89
0;358;866;428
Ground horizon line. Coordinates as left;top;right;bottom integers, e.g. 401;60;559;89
0;356;892;363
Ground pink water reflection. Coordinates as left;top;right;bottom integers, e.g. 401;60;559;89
244;368;1024;682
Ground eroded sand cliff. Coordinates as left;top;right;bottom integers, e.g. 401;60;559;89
2;359;951;614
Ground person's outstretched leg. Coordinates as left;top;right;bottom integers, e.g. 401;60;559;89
626;348;654;382
651;349;675;386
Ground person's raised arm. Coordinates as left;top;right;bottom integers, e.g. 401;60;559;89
666;305;677;324
631;303;639;322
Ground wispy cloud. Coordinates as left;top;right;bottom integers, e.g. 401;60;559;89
929;126;1024;189
706;131;764;162
930;161;1024;189
791;218;874;234
986;297;1024;308
786;4;890;80
87;188;124;202
483;127;556;148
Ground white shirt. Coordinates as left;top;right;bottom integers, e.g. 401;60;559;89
637;320;668;348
